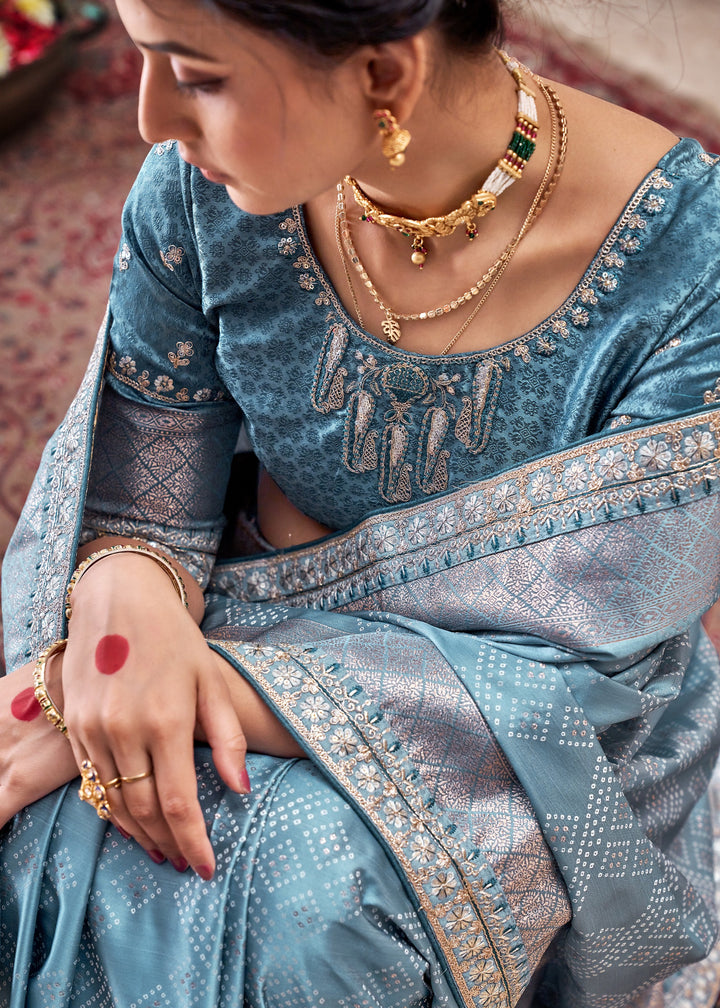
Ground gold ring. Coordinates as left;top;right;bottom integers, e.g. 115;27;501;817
78;759;112;820
103;776;123;789
120;769;153;784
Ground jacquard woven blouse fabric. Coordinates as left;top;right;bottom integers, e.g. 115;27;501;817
2;137;720;1008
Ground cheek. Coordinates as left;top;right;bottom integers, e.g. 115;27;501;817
11;687;42;722
95;635;130;675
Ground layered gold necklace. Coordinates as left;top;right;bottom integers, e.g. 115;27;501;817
345;50;540;269
335;72;567;354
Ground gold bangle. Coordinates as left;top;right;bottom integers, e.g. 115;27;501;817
33;638;69;736
65;544;189;621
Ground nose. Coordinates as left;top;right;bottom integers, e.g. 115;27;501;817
137;56;201;147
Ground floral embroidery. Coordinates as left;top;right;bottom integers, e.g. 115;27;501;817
619;235;641;254
118;243;131;271
298;273;316;291
644;194;666;213
683;429;716;462
160;244;184;271
277;236;297;256
155;140;175;155
117;355;136;376
570;307;589;327
551;319;569;337
637;438;672;471
154;375;174;393
580;287;598;306
699;151;720;166
597;448;628;481
598;272;618;292
168;341;194;368
609;415;633;430
535;337;556;355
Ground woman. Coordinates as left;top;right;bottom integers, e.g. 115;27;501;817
2;0;720;1005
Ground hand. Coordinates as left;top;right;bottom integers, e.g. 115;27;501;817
0;657;78;828
61;547;249;880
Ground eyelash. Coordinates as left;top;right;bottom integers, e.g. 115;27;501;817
175;79;225;97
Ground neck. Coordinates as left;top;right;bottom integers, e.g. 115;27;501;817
349;50;529;221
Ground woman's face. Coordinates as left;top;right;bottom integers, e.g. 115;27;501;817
116;0;375;214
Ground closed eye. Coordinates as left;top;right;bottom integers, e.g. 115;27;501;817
175;78;225;97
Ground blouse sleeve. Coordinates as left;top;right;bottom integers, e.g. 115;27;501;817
81;143;243;586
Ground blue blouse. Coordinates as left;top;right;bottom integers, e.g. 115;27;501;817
104;139;720;531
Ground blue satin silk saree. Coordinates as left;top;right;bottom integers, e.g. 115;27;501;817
3;137;720;1007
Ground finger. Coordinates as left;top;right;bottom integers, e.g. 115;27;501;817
126;731;215;880
196;672;250;794
109;774;190;873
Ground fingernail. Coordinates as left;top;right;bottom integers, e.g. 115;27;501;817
194;863;213;881
116;825;131;840
148;849;165;865
239;768;251;793
171;857;189;873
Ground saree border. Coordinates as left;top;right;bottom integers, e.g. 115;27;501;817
211;407;720;607
212;637;530;1008
19;314;110;662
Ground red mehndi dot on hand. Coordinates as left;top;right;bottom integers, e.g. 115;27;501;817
95;634;130;675
11;686;42;721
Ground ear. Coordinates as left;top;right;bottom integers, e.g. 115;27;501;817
355;35;431;124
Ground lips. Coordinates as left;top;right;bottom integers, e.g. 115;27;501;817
177;148;230;185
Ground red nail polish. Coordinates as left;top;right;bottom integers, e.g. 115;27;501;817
195;863;213;881
171;857;189;873
116;825;131;840
239;768;251;793
148;849;165;865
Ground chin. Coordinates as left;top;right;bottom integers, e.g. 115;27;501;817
224;183;295;217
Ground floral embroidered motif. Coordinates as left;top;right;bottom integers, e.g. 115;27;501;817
108;352;226;404
155;140;176;155
168;340;194;368
683;429;716;462
277;236;297;256
160;245;184;271
699;151;720;166
118;243;131;271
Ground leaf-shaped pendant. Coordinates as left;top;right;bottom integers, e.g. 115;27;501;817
382;315;402;343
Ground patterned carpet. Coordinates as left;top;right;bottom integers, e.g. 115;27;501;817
1;13;720;672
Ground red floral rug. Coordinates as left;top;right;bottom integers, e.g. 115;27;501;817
1;13;720;671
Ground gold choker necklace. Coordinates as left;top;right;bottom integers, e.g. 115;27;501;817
345;51;539;268
335;77;567;352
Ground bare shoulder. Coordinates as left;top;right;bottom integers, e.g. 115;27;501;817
536;78;680;242
551;78;679;176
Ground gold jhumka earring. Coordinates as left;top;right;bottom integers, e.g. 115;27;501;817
373;108;411;168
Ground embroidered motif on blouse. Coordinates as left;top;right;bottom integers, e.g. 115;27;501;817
118;243;131;271
284;172;672;503
108;351;226;404
160;244;184;271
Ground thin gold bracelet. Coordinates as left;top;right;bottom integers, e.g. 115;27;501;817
33;638;69;736
65;544;189;621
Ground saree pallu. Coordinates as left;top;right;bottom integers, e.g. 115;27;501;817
2;330;720;1008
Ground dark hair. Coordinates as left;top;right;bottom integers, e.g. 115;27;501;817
205;0;504;58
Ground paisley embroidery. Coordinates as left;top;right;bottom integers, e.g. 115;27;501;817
312;330;504;502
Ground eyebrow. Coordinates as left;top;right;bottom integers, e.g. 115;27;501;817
138;40;217;60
